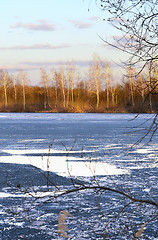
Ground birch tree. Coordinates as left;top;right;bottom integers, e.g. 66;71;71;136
92;54;101;108
52;71;58;106
97;0;158;71
66;64;70;107
97;0;158;117
19;71;27;111
12;74;17;105
139;74;146;104
71;62;75;105
127;63;135;107
60;66;66;108
103;62;110;109
110;74;117;107
2;70;8;109
66;62;75;107
41;68;50;110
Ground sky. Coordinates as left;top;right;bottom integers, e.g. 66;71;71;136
0;0;125;84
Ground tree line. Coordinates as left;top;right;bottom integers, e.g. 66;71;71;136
0;55;157;113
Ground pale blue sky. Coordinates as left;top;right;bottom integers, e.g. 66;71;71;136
0;0;125;84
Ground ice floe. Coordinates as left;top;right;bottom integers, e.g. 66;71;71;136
0;149;128;177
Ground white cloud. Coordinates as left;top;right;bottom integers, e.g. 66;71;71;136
68;19;93;29
88;16;99;21
0;43;71;50
21;59;90;68
11;19;57;31
0;59;91;73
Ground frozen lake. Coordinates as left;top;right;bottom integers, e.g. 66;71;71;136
0;113;157;239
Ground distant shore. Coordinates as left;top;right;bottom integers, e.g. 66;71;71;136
0;107;154;114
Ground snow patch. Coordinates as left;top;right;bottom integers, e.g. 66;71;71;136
2;149;93;155
0;154;128;177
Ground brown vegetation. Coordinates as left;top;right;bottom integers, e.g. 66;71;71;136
0;58;157;113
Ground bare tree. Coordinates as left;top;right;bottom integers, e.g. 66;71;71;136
41;68;51;110
2;70;8;109
110;74;117;107
66;61;75;107
89;54;102;108
19;71;27;111
127;63;135;108
95;0;158;131
103;62;110;109
60;66;66;108
52;70;63;107
71;62;75;105
94;54;101;108
66;64;70;107
12;74;17;105
96;0;158;70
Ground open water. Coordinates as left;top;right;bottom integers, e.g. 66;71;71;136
0;113;157;239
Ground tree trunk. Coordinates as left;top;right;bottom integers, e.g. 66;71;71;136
66;64;70;107
3;71;8;109
19;71;26;111
93;55;100;109
52;71;58;106
105;64;109;109
13;75;17;104
60;66;66;108
41;68;50;110
128;64;135;107
71;63;74;105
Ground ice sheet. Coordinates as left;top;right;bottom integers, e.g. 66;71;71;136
0;154;128;177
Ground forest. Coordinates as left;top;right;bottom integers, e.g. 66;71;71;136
0;55;157;113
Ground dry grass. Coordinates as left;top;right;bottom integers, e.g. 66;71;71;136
134;223;146;239
58;210;72;238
